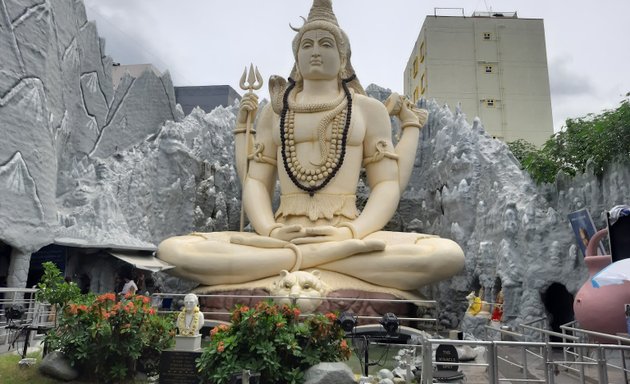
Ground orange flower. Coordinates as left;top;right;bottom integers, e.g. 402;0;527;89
217;341;225;353
340;339;349;350
141;296;150;304
276;322;285;328
292;308;301;318
97;293;116;302
325;312;337;322
77;305;88;313
148;308;156;315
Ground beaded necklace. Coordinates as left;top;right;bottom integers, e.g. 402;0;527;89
280;75;355;196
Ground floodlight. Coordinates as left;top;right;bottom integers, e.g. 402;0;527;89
338;311;357;332
380;312;399;336
5;304;25;322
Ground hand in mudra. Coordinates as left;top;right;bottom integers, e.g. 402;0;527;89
399;98;428;127
290;225;353;245
269;224;306;242
237;93;259;124
269;224;353;244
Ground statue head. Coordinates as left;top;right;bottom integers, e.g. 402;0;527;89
183;293;198;312
289;0;364;94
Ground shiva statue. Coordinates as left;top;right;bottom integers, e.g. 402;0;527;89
157;0;464;301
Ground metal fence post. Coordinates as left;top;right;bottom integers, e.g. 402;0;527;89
542;343;553;384
597;346;608;384
486;343;498;384
421;339;433;384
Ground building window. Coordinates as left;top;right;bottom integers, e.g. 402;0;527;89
413;87;419;102
483;32;492;40
420;73;426;94
485;65;493;73
485;99;495;107
413;57;418;78
419;41;425;63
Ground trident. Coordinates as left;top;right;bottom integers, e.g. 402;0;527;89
238;64;263;231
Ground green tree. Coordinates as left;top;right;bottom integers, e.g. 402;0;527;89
36;261;81;311
508;95;630;183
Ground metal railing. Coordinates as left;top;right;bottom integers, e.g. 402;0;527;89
0;288;55;355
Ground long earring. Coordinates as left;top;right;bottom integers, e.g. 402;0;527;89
340;63;349;80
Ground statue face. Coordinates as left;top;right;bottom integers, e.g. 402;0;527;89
183;294;197;311
297;29;341;81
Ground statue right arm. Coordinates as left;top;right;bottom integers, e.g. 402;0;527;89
243;104;278;236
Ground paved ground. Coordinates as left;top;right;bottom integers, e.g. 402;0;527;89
454;346;630;384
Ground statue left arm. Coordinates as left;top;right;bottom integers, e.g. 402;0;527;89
350;97;401;239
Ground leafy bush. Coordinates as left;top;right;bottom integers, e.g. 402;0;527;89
508;95;630;183
44;292;175;382
36;261;81;311
197;300;351;384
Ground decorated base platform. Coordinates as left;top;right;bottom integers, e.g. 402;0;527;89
193;269;430;324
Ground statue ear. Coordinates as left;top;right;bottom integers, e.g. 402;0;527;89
280;270;289;278
311;270;321;278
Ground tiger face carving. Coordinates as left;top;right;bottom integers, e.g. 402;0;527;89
269;270;330;313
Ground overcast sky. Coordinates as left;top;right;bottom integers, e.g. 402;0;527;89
83;0;630;133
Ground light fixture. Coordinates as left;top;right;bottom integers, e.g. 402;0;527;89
5;304;25;322
338;311;357;333
380;312;399;337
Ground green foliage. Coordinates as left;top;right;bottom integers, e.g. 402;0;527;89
36;261;81;310
507;96;630;183
197;301;350;384
44;293;175;383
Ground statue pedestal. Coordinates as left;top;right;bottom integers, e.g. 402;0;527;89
174;335;202;351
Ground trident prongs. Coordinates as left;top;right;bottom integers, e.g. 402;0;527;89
239;63;263;93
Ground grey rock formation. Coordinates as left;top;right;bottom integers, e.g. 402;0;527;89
303;362;356;384
39;351;80;381
0;0;181;289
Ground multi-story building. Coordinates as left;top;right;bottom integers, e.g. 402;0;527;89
174;85;241;115
404;11;553;146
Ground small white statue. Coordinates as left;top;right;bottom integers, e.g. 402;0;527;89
177;293;204;336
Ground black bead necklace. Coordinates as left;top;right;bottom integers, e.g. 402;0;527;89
280;75;355;196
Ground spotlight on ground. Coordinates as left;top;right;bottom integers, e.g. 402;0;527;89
380;312;399;337
338;311;357;333
5;304;25;323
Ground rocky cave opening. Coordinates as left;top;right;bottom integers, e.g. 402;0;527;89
541;282;575;342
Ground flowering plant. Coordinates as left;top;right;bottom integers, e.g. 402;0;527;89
45;292;175;382
197;300;351;384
